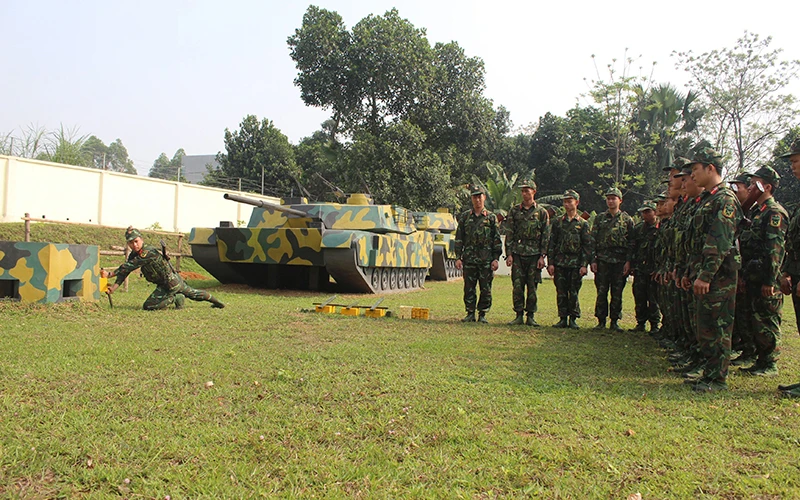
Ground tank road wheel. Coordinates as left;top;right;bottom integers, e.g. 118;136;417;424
397;269;406;289
419;268;427;287
404;269;412;289
446;260;454;278
411;268;420;288
389;268;398;290
369;267;380;291
379;268;389;291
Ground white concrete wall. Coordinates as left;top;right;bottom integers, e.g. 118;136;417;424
0;155;279;232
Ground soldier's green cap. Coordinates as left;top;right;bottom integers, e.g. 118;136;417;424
728;172;752;185
518;179;537;190
125;226;143;242
779;138;800;159
562;189;580;201
663;156;692;172
689;146;723;167
674;165;692;178
638;201;656;212
660;178;671;184
751;165;780;186
604;187;623;198
469;185;485;196
655;192;668;201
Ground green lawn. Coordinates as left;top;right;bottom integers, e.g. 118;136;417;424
1;255;800;497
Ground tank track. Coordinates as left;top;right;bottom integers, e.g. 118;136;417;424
428;246;463;281
325;248;427;293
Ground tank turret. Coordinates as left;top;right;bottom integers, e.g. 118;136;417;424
413;209;463;281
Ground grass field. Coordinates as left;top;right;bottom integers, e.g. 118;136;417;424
1;223;800;498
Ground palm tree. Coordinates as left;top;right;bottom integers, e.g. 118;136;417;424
635;84;704;169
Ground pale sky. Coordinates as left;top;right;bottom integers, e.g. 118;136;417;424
2;0;799;175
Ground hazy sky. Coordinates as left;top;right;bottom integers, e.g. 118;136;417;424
2;0;799;175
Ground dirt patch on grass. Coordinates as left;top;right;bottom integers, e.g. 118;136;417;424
180;271;209;280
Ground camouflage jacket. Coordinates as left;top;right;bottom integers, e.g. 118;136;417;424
504;202;550;257
113;244;180;288
689;184;742;283
674;195;704;278
547;213;592;268
782;205;800;276
740;197;788;288
591;210;634;264
629;220;659;274
653;216;673;274
455;209;503;265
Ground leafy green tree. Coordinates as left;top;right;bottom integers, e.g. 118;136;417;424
470;162;522;219
106;139;137;174
294;125;344;201
635;84;703;169
343;121;453;210
674;31;800;174
212;115;301;196
149;149;187;182
529;112;570;195
79;136;136;174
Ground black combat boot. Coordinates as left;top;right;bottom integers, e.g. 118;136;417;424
461;312;476;322
649;321;660;336
477;312;489;324
568;317;580;329
508;312;525;325
629;322;646;332
209;296;225;309
525;314;539;326
594;318;607;330
609;319;623;332
553;317;568;328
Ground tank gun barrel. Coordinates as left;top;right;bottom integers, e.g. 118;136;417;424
224;193;310;218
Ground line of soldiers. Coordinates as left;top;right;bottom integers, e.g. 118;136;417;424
453;139;800;396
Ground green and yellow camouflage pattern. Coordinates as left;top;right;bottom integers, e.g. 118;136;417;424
190;194;435;293
0;241;101;303
413;209;462;280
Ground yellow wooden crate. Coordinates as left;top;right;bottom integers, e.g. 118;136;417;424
411;307;430;320
340;307;361;316
315;305;336;313
364;309;386;318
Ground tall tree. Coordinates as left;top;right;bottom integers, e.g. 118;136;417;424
674;31;800;174
149;149;187;182
529;112;570;195
212;115;301;197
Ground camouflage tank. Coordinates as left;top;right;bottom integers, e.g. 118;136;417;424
412;209;463;281
189;193;434;293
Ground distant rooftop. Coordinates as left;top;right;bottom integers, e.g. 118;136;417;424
181;154;219;184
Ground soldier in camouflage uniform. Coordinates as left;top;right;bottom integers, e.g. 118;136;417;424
777;139;800;397
685;147;742;393
103;227;225;310
547;190;592;329
504;180;550;326
629;201;660;333
738;166;788;377
455;186;503;323
590;187;634;331
728;173;757;367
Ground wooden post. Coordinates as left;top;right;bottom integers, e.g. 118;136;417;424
176;234;183;272
24;213;30;242
123;246;130;292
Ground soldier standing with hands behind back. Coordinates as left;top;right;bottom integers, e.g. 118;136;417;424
454;186;502;323
504;180;550;326
591;187;634;332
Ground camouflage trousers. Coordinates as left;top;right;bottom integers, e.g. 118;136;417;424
553;266;583;318
632;271;660;325
791;274;800;335
594;260;627;320
678;287;695;350
144;278;212;310
462;262;494;314
695;274;737;383
747;291;783;364
732;287;754;353
657;279;675;340
511;254;542;314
